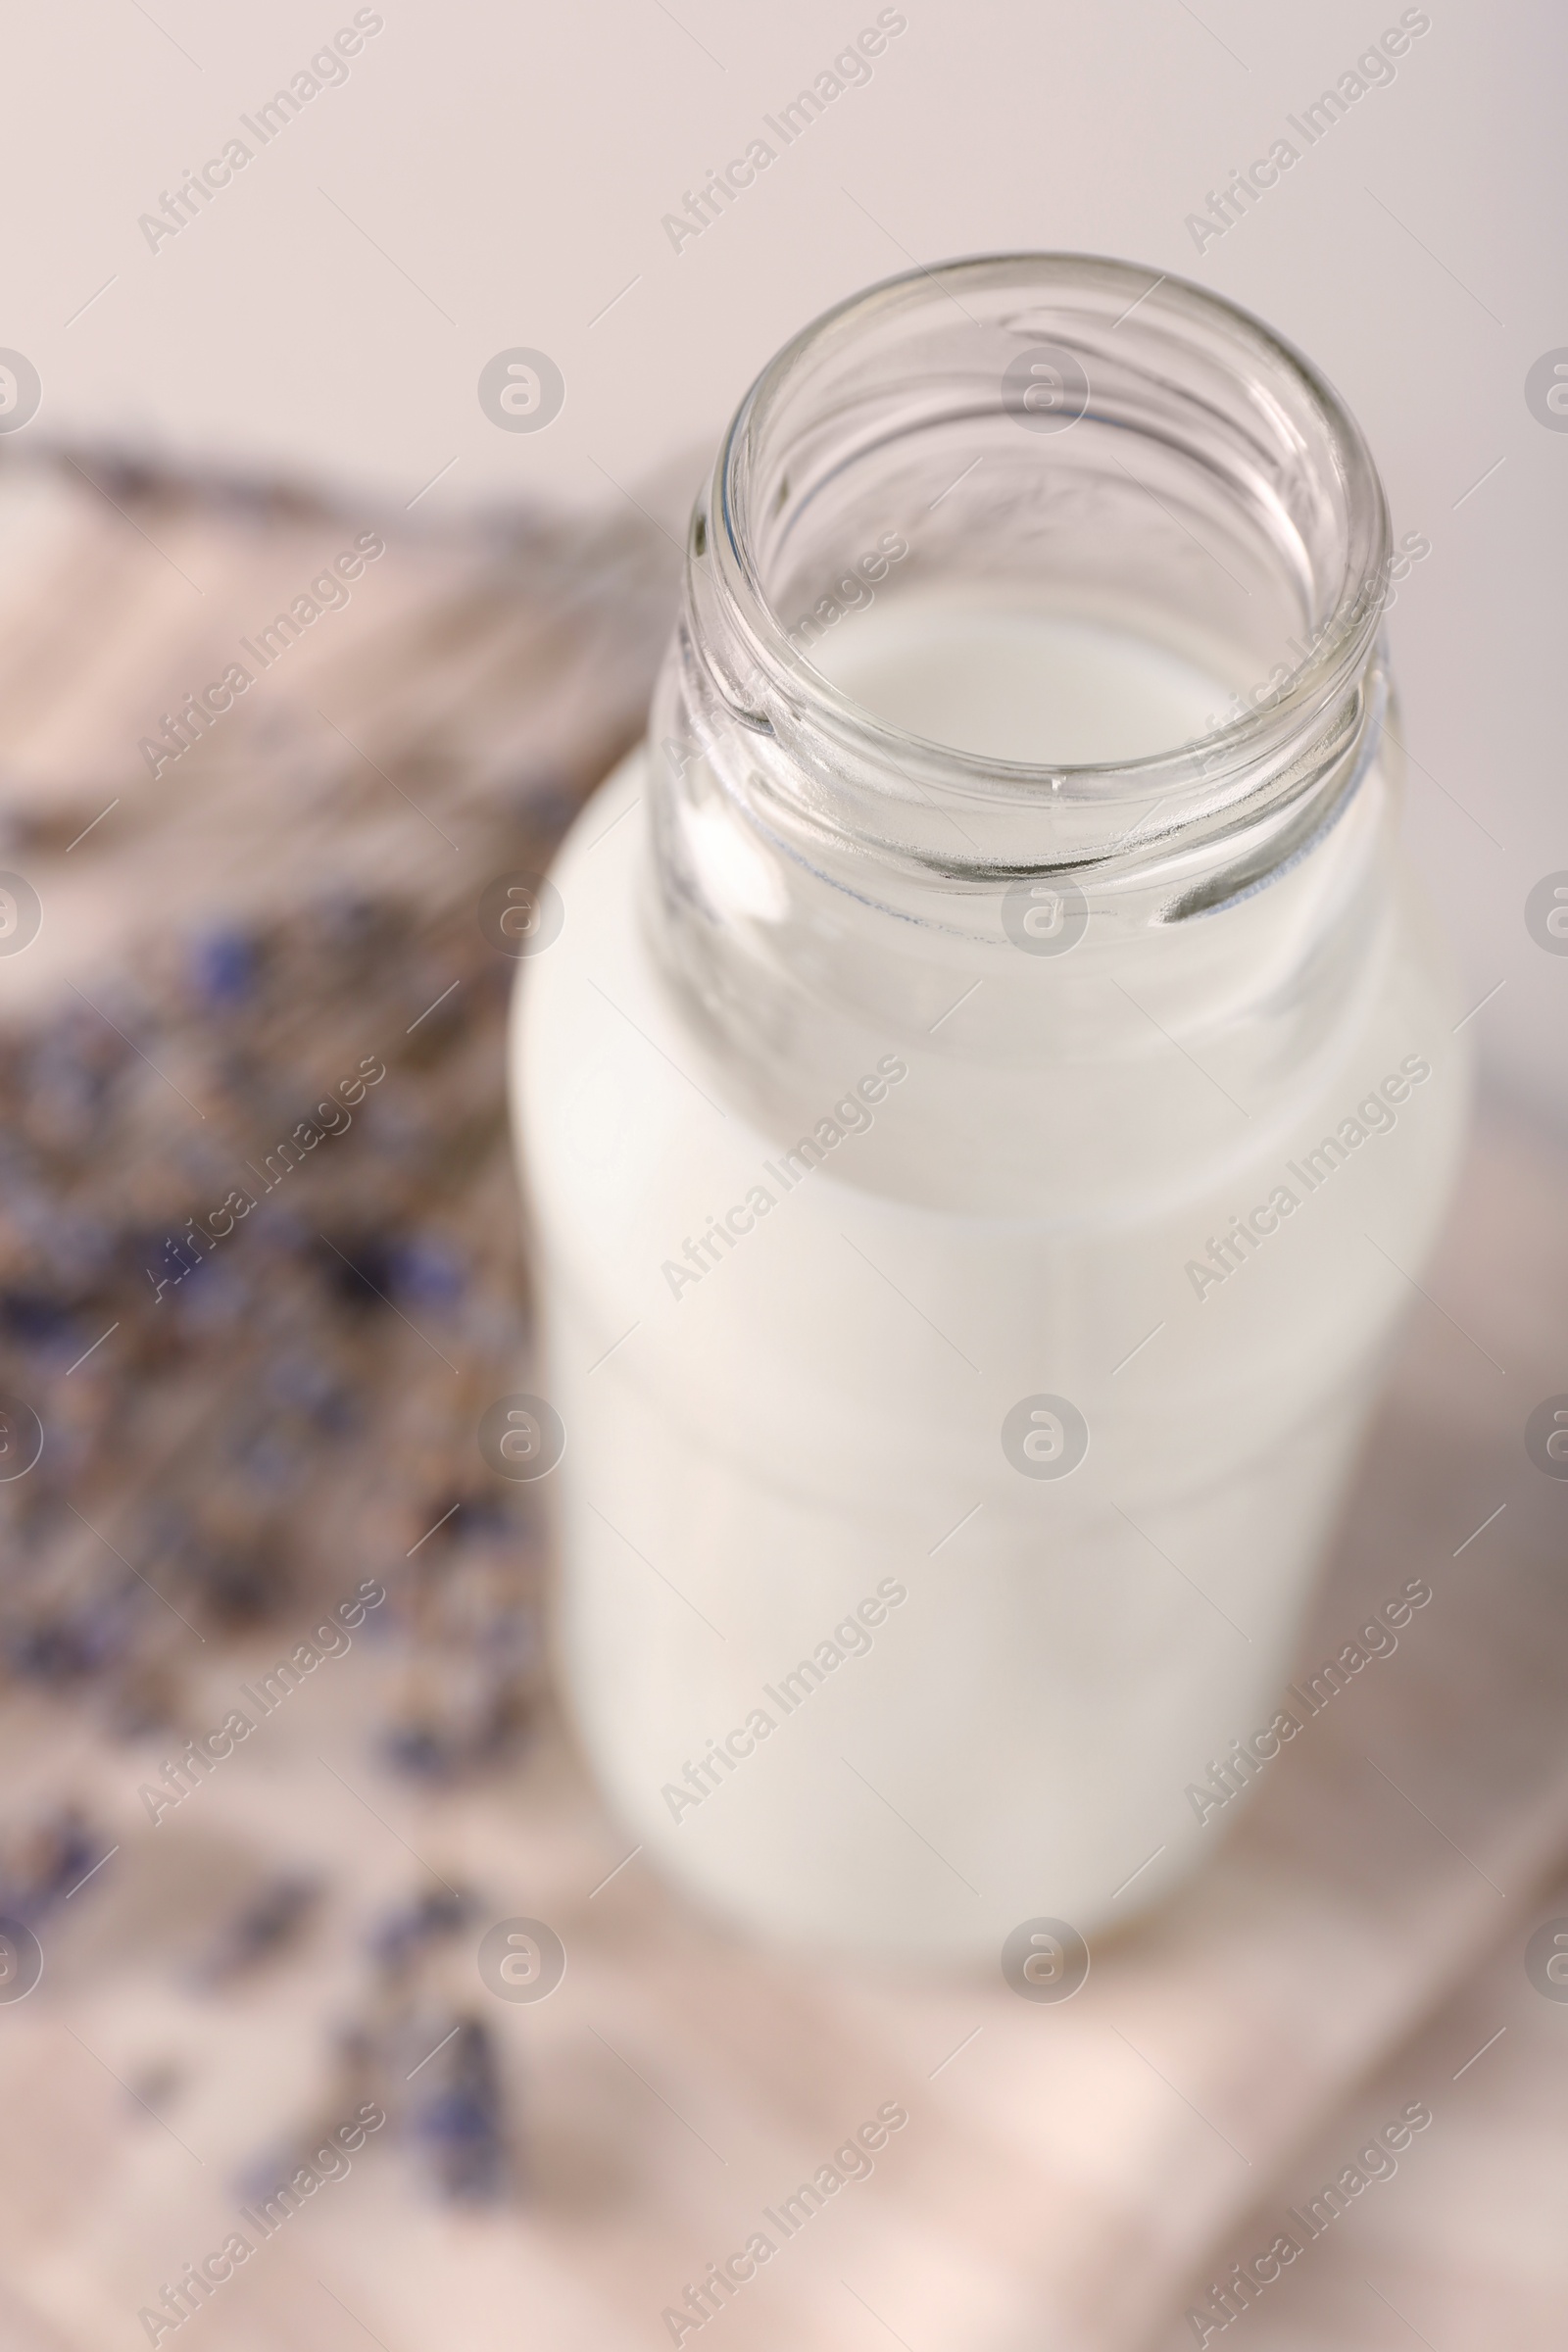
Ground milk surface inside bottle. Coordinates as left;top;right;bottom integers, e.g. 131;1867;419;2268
512;257;1468;1964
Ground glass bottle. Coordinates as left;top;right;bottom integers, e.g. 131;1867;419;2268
511;255;1468;1964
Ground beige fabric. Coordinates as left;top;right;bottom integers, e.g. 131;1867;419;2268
0;453;1560;2350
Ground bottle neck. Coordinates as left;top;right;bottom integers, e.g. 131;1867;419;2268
631;254;1396;1200
638;623;1399;1209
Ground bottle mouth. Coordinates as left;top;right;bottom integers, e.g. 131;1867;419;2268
696;253;1391;882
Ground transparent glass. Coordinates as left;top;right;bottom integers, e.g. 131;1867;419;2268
513;256;1469;1964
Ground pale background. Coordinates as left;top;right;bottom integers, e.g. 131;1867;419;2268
5;0;1564;1118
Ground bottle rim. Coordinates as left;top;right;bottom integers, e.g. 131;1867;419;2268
701;252;1392;847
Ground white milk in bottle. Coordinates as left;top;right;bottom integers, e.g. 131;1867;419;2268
511;258;1468;1963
